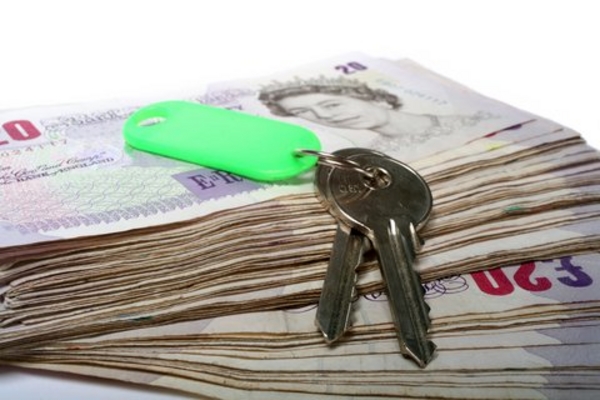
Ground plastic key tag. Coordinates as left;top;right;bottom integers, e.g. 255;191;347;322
123;100;321;181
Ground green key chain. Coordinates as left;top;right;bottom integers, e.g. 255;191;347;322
123;100;321;181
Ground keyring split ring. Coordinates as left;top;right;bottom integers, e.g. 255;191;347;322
296;149;375;180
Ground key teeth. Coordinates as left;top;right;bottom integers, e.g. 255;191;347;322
418;274;433;327
401;314;436;368
422;290;432;323
411;263;435;363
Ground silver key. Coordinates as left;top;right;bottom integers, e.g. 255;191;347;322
314;224;365;342
326;149;435;367
314;149;369;343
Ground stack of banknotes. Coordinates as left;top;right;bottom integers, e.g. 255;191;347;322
1;54;599;399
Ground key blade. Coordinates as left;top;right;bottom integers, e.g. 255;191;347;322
371;216;436;367
316;224;365;343
323;148;436;367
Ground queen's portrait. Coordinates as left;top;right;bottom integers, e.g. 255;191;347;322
258;76;492;151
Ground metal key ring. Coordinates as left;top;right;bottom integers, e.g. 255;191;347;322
295;149;375;180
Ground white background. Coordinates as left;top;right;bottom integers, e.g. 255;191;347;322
0;0;598;398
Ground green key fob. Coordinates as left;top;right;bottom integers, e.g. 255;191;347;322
123;101;321;181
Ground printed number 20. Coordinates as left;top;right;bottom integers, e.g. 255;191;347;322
335;62;368;74
472;256;593;296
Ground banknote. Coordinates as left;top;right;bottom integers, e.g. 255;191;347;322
413;119;564;173
2;56;598;376
207;54;534;161
6;254;600;400
26;254;595;341
3;252;598;352
0;54;534;250
1;55;599;400
12;357;600;400
1;127;598;349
